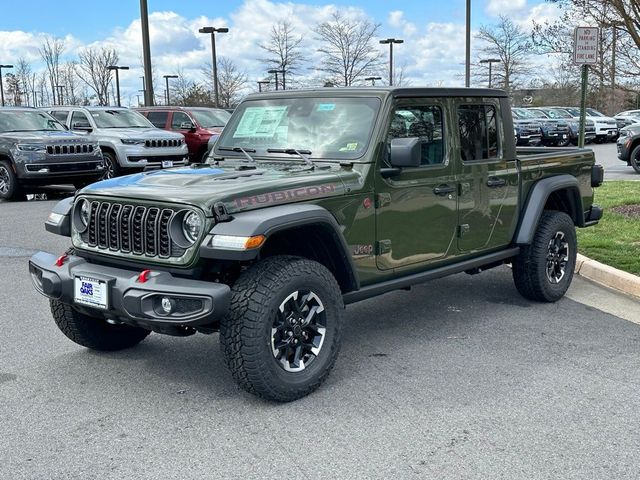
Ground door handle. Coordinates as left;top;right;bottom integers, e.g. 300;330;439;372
433;184;456;196
486;177;507;188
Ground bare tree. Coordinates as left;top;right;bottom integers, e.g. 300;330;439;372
15;58;33;106
217;57;248;108
314;12;383;86
260;20;305;88
39;36;65;105
76;47;118;106
475;16;533;93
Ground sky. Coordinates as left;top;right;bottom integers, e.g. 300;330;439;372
0;0;562;106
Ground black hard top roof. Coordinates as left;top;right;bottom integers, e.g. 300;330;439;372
246;86;508;100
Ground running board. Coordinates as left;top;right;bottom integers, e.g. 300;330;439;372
343;247;520;305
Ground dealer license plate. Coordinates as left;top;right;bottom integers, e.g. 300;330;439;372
74;276;108;310
162;160;173;168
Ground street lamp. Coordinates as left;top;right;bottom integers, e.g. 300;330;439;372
479;58;501;88
108;65;129;107
465;0;471;87
268;69;285;90
163;74;178;105
140;0;154;105
199;26;229;107
365;76;382;86
0;64;14;107
257;80;270;92
379;38;403;86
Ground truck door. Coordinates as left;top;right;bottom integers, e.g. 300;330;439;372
375;100;458;271
455;100;519;252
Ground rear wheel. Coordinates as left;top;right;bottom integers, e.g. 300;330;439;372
50;300;151;351
220;256;343;402
0;160;20;200
629;145;640;174
512;211;577;302
101;152;120;179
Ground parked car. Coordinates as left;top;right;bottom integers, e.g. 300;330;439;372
510;110;542;146
44;106;189;178
616;124;640;173
558;106;618;143
31;87;603;402
136;106;230;163
614;110;640;128
512;107;570;146
0;108;103;200
527;107;596;145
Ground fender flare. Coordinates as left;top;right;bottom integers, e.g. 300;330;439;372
44;196;74;237
199;204;359;291
514;174;583;245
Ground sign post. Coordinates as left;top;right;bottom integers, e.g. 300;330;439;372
574;27;599;148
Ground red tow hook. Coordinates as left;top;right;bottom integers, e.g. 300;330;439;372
55;254;68;267
137;269;152;283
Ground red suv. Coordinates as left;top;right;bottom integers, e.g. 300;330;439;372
136;106;230;163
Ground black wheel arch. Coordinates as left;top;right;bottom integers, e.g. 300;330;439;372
514;175;584;245
200;204;359;293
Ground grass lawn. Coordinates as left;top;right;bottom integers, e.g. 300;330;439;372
577;181;640;275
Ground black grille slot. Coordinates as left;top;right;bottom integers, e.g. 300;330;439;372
108;204;122;250
145;208;160;256
88;202;99;246
132;206;145;254
97;203;109;248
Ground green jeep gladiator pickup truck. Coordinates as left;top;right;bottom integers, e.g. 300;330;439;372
29;88;604;402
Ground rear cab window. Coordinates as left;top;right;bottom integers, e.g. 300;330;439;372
457;104;501;161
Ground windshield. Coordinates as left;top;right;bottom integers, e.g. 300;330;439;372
0;110;65;133
215;97;381;160
586;108;605;117
545;109;572;119
563;107;580;116
514;108;542;119
91;109;153;128
191;109;231;128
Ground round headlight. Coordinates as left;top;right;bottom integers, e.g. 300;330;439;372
182;211;203;244
79;199;91;227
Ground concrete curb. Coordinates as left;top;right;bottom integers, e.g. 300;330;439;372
575;253;640;300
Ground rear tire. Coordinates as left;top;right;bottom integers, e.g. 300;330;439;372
629;145;640;174
220;256;343;402
0;160;21;200
101;152;120;179
50;300;151;351
512;211;577;303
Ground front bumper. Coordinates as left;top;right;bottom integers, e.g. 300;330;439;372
594;125;618;138
29;251;230;328
114;144;189;168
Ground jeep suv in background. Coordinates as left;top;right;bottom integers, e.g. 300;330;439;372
0;108;102;200
617;124;640;173
527;107;596;146
512;107;571;146
560;106;618;143
136;106;231;163
614;110;640;128
45;107;188;178
510;109;542;146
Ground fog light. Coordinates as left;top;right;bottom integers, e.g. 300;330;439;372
161;297;175;314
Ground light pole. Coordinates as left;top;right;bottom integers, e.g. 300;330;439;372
479;58;501;88
379;38;403;86
365;76;382;86
163;74;178;105
0;64;13;107
465;0;471;87
108;65;129;106
199;26;229;107
268;69;285;90
257;80;270;92
140;0;154;105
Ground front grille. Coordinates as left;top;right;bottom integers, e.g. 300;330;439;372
46;144;94;155
81;200;186;259
145;139;182;148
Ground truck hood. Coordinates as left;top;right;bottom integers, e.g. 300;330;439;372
80;163;352;214
0;130;88;143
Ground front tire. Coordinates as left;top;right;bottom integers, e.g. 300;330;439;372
629;145;640;174
0;160;20;200
220;256;344;402
50;300;151;351
512;211;577;302
101;152;120;179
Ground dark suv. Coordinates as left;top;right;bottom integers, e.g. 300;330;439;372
136;107;230;162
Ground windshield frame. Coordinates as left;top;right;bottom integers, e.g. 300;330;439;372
214;95;382;162
0;110;66;133
90;109;154;129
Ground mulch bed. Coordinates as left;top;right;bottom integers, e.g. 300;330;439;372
611;204;640;219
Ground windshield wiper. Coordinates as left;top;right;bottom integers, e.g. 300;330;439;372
267;148;315;169
218;146;257;163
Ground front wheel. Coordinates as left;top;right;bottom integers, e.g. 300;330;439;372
512;211;577;302
220;256;344;402
629;145;640;174
557;135;571;147
101;152;120;179
0;160;20;200
50;300;151;351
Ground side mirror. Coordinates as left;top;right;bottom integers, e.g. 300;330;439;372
180;122;195;131
389;137;421;168
72;121;93;132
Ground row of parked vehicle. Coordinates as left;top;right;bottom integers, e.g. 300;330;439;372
512;106;620;147
0;105;230;200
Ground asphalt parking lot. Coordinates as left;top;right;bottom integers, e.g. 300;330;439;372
1;142;639;479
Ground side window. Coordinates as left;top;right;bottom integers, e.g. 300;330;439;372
70;111;90;128
458;104;500;161
147;111;169;128
388;105;444;166
171;112;192;130
51;111;69;125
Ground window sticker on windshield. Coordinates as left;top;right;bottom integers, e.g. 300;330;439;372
339;142;358;152
317;103;335;112
233;106;287;138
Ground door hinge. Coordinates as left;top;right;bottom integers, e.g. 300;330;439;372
376;240;392;255
376;193;391;208
458;224;470;237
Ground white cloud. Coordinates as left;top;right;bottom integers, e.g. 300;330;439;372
389;11;404;28
485;0;527;17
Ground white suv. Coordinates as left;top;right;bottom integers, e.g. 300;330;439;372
46;107;189;178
